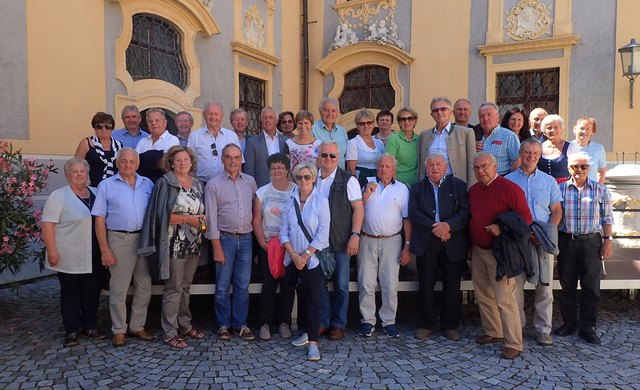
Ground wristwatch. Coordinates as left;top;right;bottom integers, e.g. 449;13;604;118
605;236;613;241
305;249;312;258
351;231;361;237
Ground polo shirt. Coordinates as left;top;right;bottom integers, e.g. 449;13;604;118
362;178;408;236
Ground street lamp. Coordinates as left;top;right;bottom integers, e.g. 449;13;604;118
618;38;640;108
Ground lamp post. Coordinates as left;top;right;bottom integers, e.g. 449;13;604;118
618;38;640;108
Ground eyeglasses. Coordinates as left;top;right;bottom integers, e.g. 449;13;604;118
295;174;313;181
357;121;374;127
320;153;337;159
211;143;218;156
569;164;590;171
431;107;450;113
473;163;494;171
397;116;416;122
281;120;294;124
94;123;114;130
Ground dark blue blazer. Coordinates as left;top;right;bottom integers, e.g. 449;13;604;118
408;175;470;261
243;132;287;188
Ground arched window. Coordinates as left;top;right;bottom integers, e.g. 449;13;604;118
126;13;188;90
339;65;394;113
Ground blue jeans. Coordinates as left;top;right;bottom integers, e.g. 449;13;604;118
320;250;350;328
214;233;252;329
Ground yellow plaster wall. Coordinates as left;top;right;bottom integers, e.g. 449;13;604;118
409;1;470;133
307;1;326;115
613;2;640;156
281;2;302;113
16;0;106;155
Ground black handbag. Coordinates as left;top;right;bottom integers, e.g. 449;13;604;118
293;198;335;279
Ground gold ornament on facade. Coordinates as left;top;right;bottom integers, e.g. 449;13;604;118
505;0;552;41
243;5;265;50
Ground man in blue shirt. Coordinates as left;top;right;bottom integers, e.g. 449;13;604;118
477;102;520;175
112;105;150;149
312;98;349;169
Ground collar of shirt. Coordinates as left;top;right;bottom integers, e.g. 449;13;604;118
145;130;170;141
517;167;539;177
567;177;594;190
432;122;452;135
428;176;446;188
113;172;143;188
263;130;278;140
482;126;500;140
482;174;499;187
318;167;337;181
320;121;337;132
398;131;416;142
375;176;396;187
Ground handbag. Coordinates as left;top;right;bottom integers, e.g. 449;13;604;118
267;236;285;279
293;198;335;279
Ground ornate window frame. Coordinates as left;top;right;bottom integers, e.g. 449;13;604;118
112;0;219;124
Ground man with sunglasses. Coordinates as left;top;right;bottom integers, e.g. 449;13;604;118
315;140;364;341
188;102;241;183
555;152;613;345
418;97;476;187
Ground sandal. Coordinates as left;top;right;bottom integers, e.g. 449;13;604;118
179;328;205;339
164;336;188;348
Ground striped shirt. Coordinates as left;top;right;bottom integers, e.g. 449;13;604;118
559;178;613;235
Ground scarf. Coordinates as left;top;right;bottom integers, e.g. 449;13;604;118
91;135;122;180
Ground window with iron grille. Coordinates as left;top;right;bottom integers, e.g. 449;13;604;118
496;68;559;117
126;14;187;90
239;74;265;136
339;66;395;114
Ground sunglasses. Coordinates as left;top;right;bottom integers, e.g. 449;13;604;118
320;153;337;159
431;107;450;113
281;120;294;124
295;174;313;181
211;143;218;157
570;164;590;171
94;123;114;130
398;116;416;122
357;121;374;127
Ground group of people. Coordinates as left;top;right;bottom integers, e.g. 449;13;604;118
42;96;613;362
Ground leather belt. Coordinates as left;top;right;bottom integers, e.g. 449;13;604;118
220;231;251;237
559;232;601;241
109;229;141;234
360;231;401;239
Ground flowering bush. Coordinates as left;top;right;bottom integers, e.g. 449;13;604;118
0;141;57;275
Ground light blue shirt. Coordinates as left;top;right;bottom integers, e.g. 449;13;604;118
428;123;453;175
429;176;447;222
92;173;154;231
482;126;520;175
312;120;349;169
505;168;562;222
112;128;149;149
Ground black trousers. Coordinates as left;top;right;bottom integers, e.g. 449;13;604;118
58;253;104;334
258;247;295;326
557;234;602;331
416;242;465;331
290;265;326;342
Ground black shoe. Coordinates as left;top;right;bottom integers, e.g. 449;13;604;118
578;330;601;345
80;329;108;340
553;324;577;337
63;333;79;347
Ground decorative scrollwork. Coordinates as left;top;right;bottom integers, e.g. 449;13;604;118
505;0;552;41
243;5;265;50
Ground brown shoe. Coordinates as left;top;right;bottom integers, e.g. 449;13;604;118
444;329;461;341
112;333;127;347
501;347;522;359
318;326;328;337
475;334;504;345
415;328;432;340
329;327;345;341
128;329;155;341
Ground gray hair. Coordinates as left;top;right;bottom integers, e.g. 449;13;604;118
540;114;565;131
121;105;140;119
354;108;375;124
519;138;542;153
567;151;592;166
203;102;223;113
478;102;499;114
116;147;139;162
377;153;397;166
425;152;448;165
292;162;318;182
474;151;497;165
529;107;548;120
319;139;339;150
318;97;339;111
261;106;277;117
63;157;90;177
221;143;242;155
176;111;194;123
430;97;452;109
145;107;166;119
229;108;248;121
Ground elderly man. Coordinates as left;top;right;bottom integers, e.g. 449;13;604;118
529;108;548;142
554;152;613;345
506;139;562;346
312;98;349;169
409;153;470;341
92;148;155;347
205;144;257;341
469;152;532;359
175;111;194;146
316;140;363;340
453;99;473;128
476;102;520;175
188;102;241;183
135;108;180;183
230;108;250;153
357;154;411;338
418;97;476;186
112;105;149;149
244;106;287;187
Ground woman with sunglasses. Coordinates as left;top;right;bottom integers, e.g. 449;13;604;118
74;112;123;187
500;107;531;143
346;109;385;188
277;111;296;139
281;162;330;361
385;107;420;186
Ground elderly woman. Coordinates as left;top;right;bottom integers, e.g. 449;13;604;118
138;145;205;348
538;114;571;183
346;109;385;188
252;153;297;341
385;107;420;186
373;110;395;145
42;158;107;347
277;111;296;139
567;117;607;183
281;162;330;361
500;107;531;143
286;110;321;168
74;112;123;187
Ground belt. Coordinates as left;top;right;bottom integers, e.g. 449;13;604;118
360;231;401;239
559;232;601;240
220;231;251;237
109;229;141;234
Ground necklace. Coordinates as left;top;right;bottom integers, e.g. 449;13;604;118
176;175;192;188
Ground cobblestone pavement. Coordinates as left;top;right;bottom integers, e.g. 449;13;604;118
1;277;639;389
